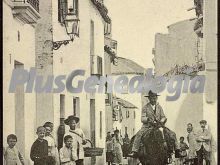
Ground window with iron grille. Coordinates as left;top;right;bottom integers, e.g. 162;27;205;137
58;0;79;23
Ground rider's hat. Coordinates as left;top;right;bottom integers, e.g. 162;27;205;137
144;90;160;97
64;115;80;125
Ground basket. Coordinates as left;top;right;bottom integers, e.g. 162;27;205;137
83;139;104;157
84;147;104;157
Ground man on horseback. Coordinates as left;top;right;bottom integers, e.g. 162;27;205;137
128;90;178;157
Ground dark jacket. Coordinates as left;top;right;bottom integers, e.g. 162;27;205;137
30;139;48;165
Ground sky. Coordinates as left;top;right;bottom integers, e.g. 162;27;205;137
105;0;196;69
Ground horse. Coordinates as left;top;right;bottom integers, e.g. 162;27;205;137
128;125;178;165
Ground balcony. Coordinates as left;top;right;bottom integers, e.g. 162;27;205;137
163;62;205;79
11;0;40;24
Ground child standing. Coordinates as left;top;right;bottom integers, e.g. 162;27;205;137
106;132;113;165
30;126;49;165
112;130;123;165
43;122;60;165
177;136;189;165
59;135;77;165
4;134;25;165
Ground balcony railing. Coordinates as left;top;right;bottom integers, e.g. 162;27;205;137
11;0;40;24
13;0;39;12
163;62;205;79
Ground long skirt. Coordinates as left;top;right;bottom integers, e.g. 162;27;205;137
106;151;114;162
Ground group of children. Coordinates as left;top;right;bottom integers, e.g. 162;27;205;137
4;125;78;165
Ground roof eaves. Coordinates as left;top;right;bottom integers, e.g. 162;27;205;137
91;0;111;23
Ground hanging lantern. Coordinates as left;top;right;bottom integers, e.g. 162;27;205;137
64;7;80;40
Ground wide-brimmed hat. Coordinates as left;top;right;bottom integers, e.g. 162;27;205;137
144;90;160;97
199;120;207;124
64;115;80;125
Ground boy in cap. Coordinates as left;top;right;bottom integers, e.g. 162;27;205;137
4;134;25;165
30;126;48;165
195;120;211;165
64;116;87;165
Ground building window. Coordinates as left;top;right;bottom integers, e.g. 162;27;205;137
97;56;103;76
134;111;136;119
90;20;95;74
58;0;68;23
125;126;127;135
17;31;20;42
73;97;80;117
104;22;111;35
58;0;79;22
72;0;79;17
126;111;130;118
60;94;65;118
105;93;111;105
100;111;102;139
73;98;77;116
113;110;119;121
14;61;25;156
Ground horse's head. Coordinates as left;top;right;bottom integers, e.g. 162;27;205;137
141;127;164;145
139;127;176;165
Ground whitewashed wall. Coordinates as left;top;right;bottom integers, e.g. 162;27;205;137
3;1;36;164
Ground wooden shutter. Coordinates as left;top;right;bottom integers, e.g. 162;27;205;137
97;56;103;75
73;0;79;17
58;0;68;23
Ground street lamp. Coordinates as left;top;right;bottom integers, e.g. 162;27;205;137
64;7;80;40
53;7;80;50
